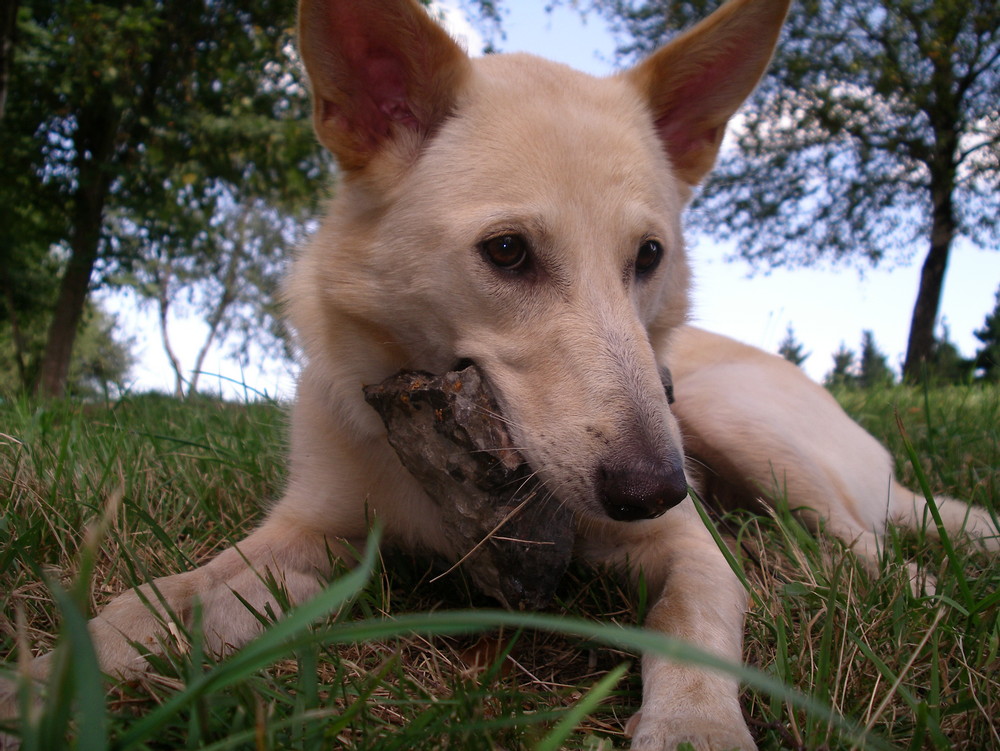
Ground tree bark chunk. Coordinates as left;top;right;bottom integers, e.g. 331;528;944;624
363;365;576;610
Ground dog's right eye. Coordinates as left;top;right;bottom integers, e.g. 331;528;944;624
481;234;530;271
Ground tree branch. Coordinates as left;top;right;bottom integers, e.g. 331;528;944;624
154;264;186;398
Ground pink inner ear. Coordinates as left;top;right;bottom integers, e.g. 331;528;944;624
316;4;423;139
300;0;468;168
651;45;754;172
367;57;420;128
656;116;723;165
317;49;420;148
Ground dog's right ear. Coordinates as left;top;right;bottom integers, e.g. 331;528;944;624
626;0;790;186
298;0;470;171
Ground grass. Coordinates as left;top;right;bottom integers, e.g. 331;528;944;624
0;384;998;750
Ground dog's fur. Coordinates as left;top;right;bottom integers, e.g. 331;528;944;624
5;0;999;749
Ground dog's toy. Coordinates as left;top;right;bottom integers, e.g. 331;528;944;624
363;364;575;610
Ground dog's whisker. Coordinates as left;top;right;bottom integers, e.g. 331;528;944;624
683;454;719;478
470;403;522;429
460;445;533;455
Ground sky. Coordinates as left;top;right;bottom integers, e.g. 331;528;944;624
117;1;1000;398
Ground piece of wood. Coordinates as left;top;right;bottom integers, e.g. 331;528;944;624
363;365;576;610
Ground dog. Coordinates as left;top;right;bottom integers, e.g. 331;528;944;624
5;0;998;748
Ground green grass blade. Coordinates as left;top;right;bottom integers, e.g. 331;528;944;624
847;631;948;747
690;489;764;610
534;662;628;751
894;413;973;605
46;583;108;751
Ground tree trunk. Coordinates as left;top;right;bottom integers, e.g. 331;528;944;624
187;209;252;396
902;184;954;382
36;99;119;397
36;196;105;397
0;0;17;120
903;26;964;383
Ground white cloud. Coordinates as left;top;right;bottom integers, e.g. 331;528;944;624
433;1;486;57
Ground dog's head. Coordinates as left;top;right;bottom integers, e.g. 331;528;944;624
293;0;788;522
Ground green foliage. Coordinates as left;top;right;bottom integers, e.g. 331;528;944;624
10;0;325;211
825;342;857;388
583;0;1000;266
1;389;997;749
0;243;60;387
0;296;134;397
973;285;1000;381
777;324;809;367
64;303;136;399
824;330;897;388
924;322;975;385
2;0;330;395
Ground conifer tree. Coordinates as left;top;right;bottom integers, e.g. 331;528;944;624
777;324;809;367
825;343;856;388
974;287;1000;381
858;330;894;388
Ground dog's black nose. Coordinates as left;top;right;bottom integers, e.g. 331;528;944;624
598;461;689;521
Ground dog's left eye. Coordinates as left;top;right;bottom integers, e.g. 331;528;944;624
635;239;663;276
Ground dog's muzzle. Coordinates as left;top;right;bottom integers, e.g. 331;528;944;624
595;365;687;521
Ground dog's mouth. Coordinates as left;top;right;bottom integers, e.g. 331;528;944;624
381;358;686;523
363;359;687;604
363;363;575;609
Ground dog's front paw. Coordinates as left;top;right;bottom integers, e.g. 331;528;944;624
626;712;756;751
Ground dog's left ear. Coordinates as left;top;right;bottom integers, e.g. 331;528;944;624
626;0;790;186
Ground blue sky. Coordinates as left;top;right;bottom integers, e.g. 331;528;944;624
120;0;1000;396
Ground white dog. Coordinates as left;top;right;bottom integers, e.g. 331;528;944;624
5;0;997;749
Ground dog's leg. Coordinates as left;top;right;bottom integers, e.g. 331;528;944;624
13;510;354;693
888;482;999;552
99;517;347;677
0;510;351;751
580;502;755;751
667;326;999;594
9;368;424;693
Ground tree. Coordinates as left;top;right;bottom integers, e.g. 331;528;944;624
574;0;1000;382
777;324;809;367
0;5;69;389
0;245;60;389
1;298;134;398
65;303;137;399
922;320;974;384
973;286;1000;381
857;330;894;388
825;343;857;388
116;187;310;397
2;0;328;397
